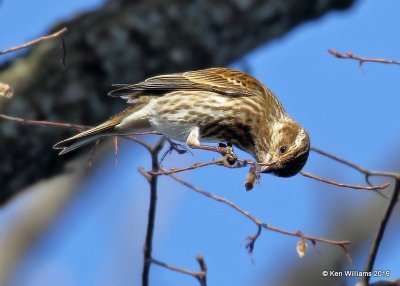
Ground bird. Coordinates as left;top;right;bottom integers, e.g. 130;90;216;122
54;67;310;177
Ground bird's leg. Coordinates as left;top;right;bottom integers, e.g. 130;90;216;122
186;127;237;165
159;139;192;163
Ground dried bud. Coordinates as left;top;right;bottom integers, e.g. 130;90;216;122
296;238;308;258
0;82;14;98
244;166;260;191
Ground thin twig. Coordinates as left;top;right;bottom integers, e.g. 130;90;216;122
167;172;350;254
328;49;400;66
196;255;208;286
361;180;400;285
149;158;226;175
311;147;400;179
60;36;67;69
138;167;151;182
137;137;208;286
149;156;389;192
0;113;89;130
149;158;263;176
5;111;399;275
0;27;68;55
141;137;166;286
152;258;207;286
147;160;255;176
300;171;390;191
113;137;119;165
246;225;262;254
85;139;100;171
0;113;161;148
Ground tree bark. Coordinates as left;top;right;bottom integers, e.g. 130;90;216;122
0;0;354;205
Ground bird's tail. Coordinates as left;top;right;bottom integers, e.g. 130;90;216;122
53;106;139;155
53;120;119;155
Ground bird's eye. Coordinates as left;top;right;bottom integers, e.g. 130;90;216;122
279;145;288;154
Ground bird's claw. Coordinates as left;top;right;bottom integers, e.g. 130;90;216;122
224;152;237;165
218;145;237;165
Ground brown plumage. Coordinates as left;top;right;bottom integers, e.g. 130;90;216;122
54;67;310;177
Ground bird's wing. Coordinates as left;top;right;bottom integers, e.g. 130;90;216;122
108;67;265;99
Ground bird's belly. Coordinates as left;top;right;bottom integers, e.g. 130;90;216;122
150;118;196;142
150;113;225;143
150;91;231;142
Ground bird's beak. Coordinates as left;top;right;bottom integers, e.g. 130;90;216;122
259;164;277;173
259;154;277;173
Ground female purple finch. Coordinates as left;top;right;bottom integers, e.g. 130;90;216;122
54;67;310;177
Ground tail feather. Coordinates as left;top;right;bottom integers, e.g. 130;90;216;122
54;133;114;155
54;104;147;155
53;120;118;155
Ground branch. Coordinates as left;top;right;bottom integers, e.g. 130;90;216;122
151;258;203;278
0;113;161;152
1;112;393;196
149;158;228;175
152;257;207;286
196;255;208;286
0;27;68;55
328;49;400;66
149;158;263;176
149;157;390;192
85;139;100;171
167;172;350;256
361;179;400;285
141;137;166;286
300;171;390;191
5;112;400;274
310;149;400;282
311;147;400;180
0;114;89;131
135;137;209;285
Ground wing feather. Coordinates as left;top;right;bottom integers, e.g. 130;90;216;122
108;67;265;100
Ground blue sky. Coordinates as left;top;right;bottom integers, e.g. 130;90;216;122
1;1;400;285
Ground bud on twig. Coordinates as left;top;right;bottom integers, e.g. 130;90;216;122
244;166;260;191
297;238;308;258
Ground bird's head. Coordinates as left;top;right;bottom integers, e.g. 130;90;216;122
260;119;310;177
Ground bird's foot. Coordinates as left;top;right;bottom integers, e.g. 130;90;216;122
218;143;237;165
160;139;193;162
